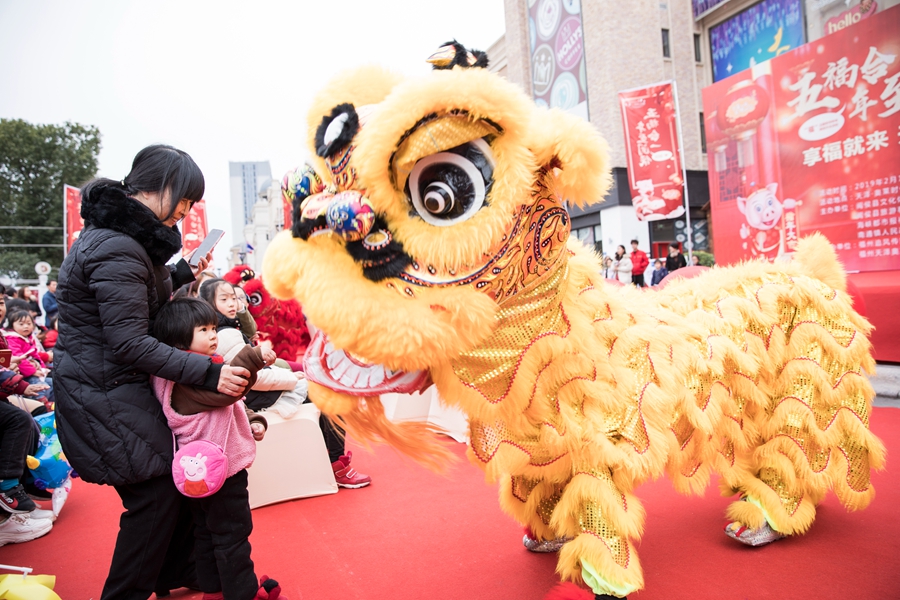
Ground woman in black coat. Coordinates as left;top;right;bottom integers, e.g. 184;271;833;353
55;145;250;600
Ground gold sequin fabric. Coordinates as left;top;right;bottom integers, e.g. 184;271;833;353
759;467;803;516
390;112;499;190
580;501;630;568
453;260;569;404
454;252;880;567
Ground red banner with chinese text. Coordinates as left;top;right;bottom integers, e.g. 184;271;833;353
181;200;208;258
64;184;83;253
703;4;900;272
618;82;686;222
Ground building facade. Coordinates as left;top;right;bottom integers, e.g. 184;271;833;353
227;179;285;272
493;0;897;262
228;160;273;248
497;0;711;262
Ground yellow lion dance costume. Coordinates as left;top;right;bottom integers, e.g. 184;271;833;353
264;44;885;598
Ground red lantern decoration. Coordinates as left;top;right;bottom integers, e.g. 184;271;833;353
716;80;771;140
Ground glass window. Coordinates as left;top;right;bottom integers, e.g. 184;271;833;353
662;29;671;58
699;113;707;154
694;34;702;62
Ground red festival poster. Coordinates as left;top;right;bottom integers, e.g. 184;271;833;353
618;82;686;222
703;4;900;271
181;200;208;258
64;184;83;253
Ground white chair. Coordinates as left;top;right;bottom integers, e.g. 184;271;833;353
247;403;337;509
381;387;469;443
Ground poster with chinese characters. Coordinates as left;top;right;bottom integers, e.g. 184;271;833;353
618;82;685;222
181;200;208;259
64;184;83;254
703;3;900;273
710;0;805;83
528;0;589;120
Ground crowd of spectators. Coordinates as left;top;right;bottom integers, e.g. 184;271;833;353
602;240;688;287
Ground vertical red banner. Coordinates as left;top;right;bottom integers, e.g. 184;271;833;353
618;82;686;221
181;200;209;258
64;184;83;253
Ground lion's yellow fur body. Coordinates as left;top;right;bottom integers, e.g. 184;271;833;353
264;62;884;595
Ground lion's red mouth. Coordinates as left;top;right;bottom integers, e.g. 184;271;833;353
303;330;429;397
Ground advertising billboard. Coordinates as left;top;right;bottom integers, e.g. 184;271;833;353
528;0;589;120
807;0;900;41
709;0;805;82
693;0;733;20
703;4;899;270
703;4;900;358
618;82;686;222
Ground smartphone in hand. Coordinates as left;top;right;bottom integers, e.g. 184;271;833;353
188;229;225;267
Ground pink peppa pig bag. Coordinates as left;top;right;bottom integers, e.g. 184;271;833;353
172;427;230;498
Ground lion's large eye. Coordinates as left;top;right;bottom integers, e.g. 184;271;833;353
247;291;263;307
407;140;494;227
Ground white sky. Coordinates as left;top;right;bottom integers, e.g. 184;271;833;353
0;0;506;268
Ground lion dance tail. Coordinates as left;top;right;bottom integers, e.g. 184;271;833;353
307;381;456;473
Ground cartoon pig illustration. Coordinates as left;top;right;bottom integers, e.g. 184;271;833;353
737;183;797;260
180;453;210;497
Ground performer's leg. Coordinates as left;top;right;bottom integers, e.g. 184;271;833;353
551;471;644;599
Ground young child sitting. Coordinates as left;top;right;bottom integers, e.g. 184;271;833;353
151;297;288;600
650;259;669;286
2;310;53;409
199;278;371;489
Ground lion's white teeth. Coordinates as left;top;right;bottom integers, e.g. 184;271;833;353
385;368;396;378
339;364;363;387
324;341;335;354
330;355;351;379
368;366;385;387
326;348;342;370
354;369;371;389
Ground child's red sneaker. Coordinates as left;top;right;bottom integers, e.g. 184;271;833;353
255;576;286;600
331;451;371;488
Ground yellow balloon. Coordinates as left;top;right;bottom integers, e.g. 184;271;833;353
0;574;58;600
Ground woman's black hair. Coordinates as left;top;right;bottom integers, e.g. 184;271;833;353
5;309;33;328
81;144;205;222
152;297;218;350
198;278;233;314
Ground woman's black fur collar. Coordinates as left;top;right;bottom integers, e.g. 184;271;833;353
81;183;182;266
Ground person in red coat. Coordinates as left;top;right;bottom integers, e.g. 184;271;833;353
630;239;650;287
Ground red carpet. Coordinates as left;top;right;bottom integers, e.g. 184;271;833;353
3;408;900;600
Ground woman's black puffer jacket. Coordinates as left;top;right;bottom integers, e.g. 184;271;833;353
54;184;222;486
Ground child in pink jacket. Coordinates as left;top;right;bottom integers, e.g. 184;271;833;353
151;297;288;600
3;310;52;408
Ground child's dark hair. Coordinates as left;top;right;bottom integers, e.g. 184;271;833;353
153;297;218;350
198;278;232;314
6;309;33;329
